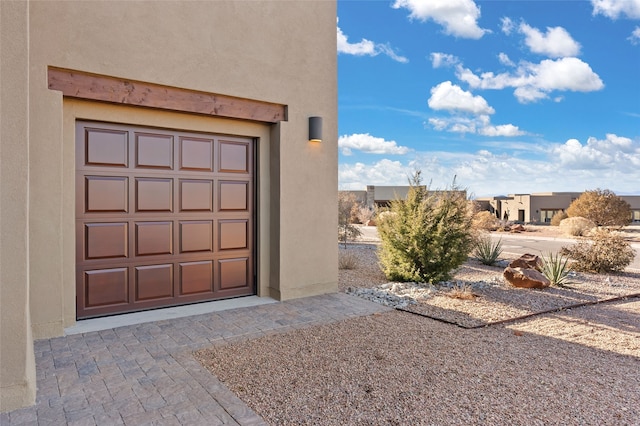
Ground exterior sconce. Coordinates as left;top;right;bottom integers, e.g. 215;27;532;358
309;116;322;142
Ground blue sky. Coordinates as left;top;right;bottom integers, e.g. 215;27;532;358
337;0;640;197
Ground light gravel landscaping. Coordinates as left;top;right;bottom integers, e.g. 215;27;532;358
197;228;640;425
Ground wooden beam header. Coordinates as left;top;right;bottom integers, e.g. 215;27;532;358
48;67;287;123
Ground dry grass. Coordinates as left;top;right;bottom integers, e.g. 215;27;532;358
338;249;359;270
447;283;478;300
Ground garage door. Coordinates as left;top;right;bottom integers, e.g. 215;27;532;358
76;121;255;319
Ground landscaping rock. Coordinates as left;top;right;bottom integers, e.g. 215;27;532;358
508;253;543;271
503;267;551;289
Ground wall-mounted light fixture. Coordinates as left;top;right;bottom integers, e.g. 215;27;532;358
308;116;323;142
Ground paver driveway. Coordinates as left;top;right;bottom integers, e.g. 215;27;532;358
1;294;389;425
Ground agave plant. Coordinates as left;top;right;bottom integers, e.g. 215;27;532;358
541;252;573;287
473;235;503;266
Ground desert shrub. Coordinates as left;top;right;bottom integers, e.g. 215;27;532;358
559;216;596;236
550;211;568;226
541;252;573;287
473;234;503;266
560;229;635;273
377;171;475;284
338;192;362;247
472;210;500;231
566;189;632;227
447;282;477;300
338;250;358;270
356;206;375;225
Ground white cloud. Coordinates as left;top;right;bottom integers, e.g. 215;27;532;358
519;23;581;58
591;0;640;19
501;17;514;35
498;52;515;67
337;20;408;63
457;57;604;103
551;134;640;170
427;82;525;136
427;115;525;137
479;124;525;137
629;26;640;44
392;0;488;39
339;159;414;189
338;134;640;195
430;52;460;68
428;81;495;115
338;133;411;156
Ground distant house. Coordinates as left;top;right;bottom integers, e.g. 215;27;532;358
341;185;465;210
475;192;640;223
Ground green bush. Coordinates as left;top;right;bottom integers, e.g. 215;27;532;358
550;211;568;226
377;171;475;283
473;235;503;266
541;252;573;287
560;229;635;273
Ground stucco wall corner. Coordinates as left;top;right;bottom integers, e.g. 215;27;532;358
0;0;37;413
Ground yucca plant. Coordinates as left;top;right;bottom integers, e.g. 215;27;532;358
541;252;573;287
473;235;503;266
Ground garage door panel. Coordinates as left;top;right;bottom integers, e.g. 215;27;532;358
180;137;213;171
219;181;248;211
84;268;129;307
135;133;174;169
85;176;129;213
180;261;213;295
136;178;174;212
219;220;248;250
219;141;249;173
77;121;254;319
219;258;249;290
135;264;174;301
85;223;129;260
180;221;213;253
85;128;129;167
135;222;173;256
180;179;213;211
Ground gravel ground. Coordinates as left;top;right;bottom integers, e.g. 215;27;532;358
196;237;640;425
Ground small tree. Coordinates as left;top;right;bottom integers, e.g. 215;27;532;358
377;171;475;283
566;189;632;228
338;191;362;248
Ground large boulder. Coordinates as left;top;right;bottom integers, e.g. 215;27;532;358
508;253;543;271
510;224;525;233
503;267;551;289
503;254;550;289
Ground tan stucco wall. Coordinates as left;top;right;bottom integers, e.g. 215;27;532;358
1;0;337;411
0;0;37;412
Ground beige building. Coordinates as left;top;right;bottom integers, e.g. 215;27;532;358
476;193;640;223
1;1;337;411
343;185;458;210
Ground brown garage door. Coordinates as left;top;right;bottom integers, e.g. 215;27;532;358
76;121;254;319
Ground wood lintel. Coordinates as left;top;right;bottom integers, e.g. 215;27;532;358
48;67;287;123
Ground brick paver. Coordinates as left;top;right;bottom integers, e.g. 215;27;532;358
1;293;389;425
